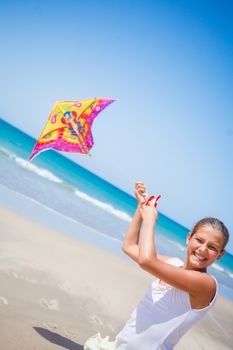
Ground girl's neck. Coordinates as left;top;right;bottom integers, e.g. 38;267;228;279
183;260;207;273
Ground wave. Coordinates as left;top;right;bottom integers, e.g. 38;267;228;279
74;189;131;222
161;236;186;252
212;263;225;272
211;263;233;280
0;146;132;223
0;183;122;244
0;146;16;159
0;146;63;184
15;157;63;184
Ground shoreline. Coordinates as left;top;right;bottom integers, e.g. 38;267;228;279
0;206;233;349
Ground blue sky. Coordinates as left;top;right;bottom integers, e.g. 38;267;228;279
0;0;233;252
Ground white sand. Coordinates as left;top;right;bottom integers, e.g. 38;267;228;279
0;206;232;349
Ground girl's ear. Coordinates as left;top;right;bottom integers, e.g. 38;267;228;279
186;232;192;245
216;249;225;260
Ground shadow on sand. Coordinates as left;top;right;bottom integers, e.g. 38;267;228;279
33;327;83;349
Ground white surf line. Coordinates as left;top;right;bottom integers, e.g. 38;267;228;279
3;150;132;223
0;184;122;244
74;189;132;223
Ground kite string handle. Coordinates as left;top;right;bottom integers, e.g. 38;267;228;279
146;195;161;207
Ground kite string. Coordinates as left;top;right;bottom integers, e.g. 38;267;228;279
103;158;151;199
105;157;139;190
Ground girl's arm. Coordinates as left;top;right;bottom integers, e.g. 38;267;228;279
122;182;170;263
122;182;145;262
122;204;142;262
138;205;216;301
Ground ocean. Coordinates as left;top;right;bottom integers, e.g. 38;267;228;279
0;118;232;301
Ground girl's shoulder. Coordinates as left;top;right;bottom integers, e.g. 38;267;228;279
189;274;218;309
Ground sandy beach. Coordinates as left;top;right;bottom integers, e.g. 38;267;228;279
0;206;232;350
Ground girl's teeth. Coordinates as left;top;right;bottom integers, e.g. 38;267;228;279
194;253;205;261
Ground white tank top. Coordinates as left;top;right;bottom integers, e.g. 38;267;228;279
116;257;218;350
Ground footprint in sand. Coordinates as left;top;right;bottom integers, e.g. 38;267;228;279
89;315;103;326
10;271;37;284
10;271;18;279
58;281;73;294
0;296;9;305
107;325;114;333
64;329;78;339
24;276;38;284
39;298;59;311
42;322;58;331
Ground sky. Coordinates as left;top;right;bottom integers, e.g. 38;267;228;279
0;0;233;252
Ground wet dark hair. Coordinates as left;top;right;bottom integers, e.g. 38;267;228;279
190;217;229;250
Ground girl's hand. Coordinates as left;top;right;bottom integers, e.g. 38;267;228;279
141;202;158;224
135;181;148;206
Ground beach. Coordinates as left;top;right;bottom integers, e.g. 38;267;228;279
1;206;232;350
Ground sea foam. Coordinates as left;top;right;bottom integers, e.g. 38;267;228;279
1;147;132;224
74;189;131;223
16;157;63;184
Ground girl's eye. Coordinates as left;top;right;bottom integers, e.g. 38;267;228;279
209;246;217;251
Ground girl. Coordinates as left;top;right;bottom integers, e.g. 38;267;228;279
84;182;229;350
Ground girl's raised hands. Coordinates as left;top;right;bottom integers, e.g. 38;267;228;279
141;202;158;224
135;181;148;206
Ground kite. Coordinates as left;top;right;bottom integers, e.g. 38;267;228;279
28;98;115;162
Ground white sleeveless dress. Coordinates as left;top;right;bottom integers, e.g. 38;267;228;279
84;257;218;350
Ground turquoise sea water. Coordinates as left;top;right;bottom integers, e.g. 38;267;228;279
0;118;232;301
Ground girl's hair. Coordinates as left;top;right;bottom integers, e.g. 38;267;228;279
191;217;229;249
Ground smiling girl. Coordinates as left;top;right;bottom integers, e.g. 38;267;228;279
84;182;229;350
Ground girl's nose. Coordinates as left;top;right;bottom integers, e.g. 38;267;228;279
198;244;208;255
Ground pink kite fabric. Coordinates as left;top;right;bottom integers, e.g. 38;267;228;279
29;98;115;162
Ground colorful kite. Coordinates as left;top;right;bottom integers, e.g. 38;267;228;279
29;98;115;162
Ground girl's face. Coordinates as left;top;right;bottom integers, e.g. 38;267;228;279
186;225;225;271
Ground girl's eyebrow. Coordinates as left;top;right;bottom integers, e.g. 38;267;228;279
194;234;202;239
